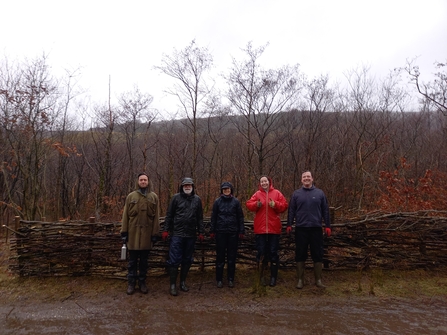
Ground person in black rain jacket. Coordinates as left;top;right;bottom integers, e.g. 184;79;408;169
210;182;245;288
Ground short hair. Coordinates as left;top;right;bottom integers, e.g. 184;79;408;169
138;173;148;178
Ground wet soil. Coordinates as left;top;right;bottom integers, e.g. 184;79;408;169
1;241;447;334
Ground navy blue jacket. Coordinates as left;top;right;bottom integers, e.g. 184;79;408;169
287;186;331;229
210;195;245;234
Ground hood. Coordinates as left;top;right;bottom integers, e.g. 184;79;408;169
257;176;274;192
220;181;234;195
178;177;195;195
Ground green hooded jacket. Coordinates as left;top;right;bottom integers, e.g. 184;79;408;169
121;189;160;250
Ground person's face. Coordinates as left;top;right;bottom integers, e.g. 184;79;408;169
138;175;149;188
222;187;231;195
301;172;313;188
183;184;193;194
260;177;269;191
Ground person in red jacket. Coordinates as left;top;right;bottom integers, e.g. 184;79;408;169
246;176;288;286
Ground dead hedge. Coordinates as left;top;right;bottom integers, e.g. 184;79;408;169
3;210;447;278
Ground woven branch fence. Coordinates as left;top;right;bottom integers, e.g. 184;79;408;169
3;210;447;279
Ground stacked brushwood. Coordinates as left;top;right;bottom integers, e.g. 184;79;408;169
5;210;447;278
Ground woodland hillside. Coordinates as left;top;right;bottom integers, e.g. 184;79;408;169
1;45;446;223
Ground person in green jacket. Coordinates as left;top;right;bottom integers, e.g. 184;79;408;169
121;173;160;295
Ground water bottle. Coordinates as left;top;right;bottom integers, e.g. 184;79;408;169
121;243;127;260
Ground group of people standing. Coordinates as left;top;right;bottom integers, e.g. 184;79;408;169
120;171;331;296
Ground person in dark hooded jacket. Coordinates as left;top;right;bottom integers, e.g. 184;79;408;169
162;177;205;296
210;182;245;288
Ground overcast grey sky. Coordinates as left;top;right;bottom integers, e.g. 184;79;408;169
1;0;446;115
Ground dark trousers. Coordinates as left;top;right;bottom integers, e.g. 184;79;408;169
294;227;324;263
255;234;280;264
167;236;196;268
128;249;150;282
215;232;239;281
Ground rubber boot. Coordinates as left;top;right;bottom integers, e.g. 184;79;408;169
139;279;148;294
127;278;136;295
296;262;305;289
314;262;326;288
180;264;191;292
257;262;266;286
169;267;178;296
269;262;278;287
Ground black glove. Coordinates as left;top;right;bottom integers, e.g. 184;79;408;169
151;235;158;243
121;232;128;243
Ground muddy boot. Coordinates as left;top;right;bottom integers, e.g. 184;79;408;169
180;264;190;292
269;262;278;287
256;262;265;286
296;262;305;289
314;262;326;288
127;278;136;295
257;261;267;286
169;267;178;296
139;279;148;294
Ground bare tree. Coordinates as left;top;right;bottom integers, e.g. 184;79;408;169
155;40;214;180
402;58;447;115
0;55;59;220
225;42;303;187
117;86;156;193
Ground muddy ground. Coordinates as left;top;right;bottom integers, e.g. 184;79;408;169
1;240;447;335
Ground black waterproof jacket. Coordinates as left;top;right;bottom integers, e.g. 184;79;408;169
164;185;204;237
210;194;245;234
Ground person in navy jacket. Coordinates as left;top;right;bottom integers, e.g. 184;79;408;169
210;182;245;288
287;170;331;289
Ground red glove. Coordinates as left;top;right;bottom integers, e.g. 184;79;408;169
239;234;244;239
325;228;331;237
198;234;204;242
162;231;169;241
210;233;216;239
286;226;292;235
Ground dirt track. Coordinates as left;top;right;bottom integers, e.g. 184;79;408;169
2;265;447;335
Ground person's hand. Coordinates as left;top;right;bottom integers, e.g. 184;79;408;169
269;199;275;208
325;227;332;237
198;234;204;242
286;226;292;235
257;200;262;208
162;231;169;241
210;233;215;239
121;232;128;243
239;233;244;240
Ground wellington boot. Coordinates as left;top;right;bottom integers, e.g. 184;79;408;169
257;261;267;286
180;265;191;292
314;262;326;288
217;281;223;288
269;262;278;287
127;278;136;295
296;262;305;289
169;267;179;296
180;281;189;292
139;280;148;294
170;284;178;296
127;283;135;295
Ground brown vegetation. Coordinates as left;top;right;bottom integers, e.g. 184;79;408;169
0;48;446;226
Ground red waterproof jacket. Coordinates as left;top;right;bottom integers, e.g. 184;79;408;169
246;178;288;234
